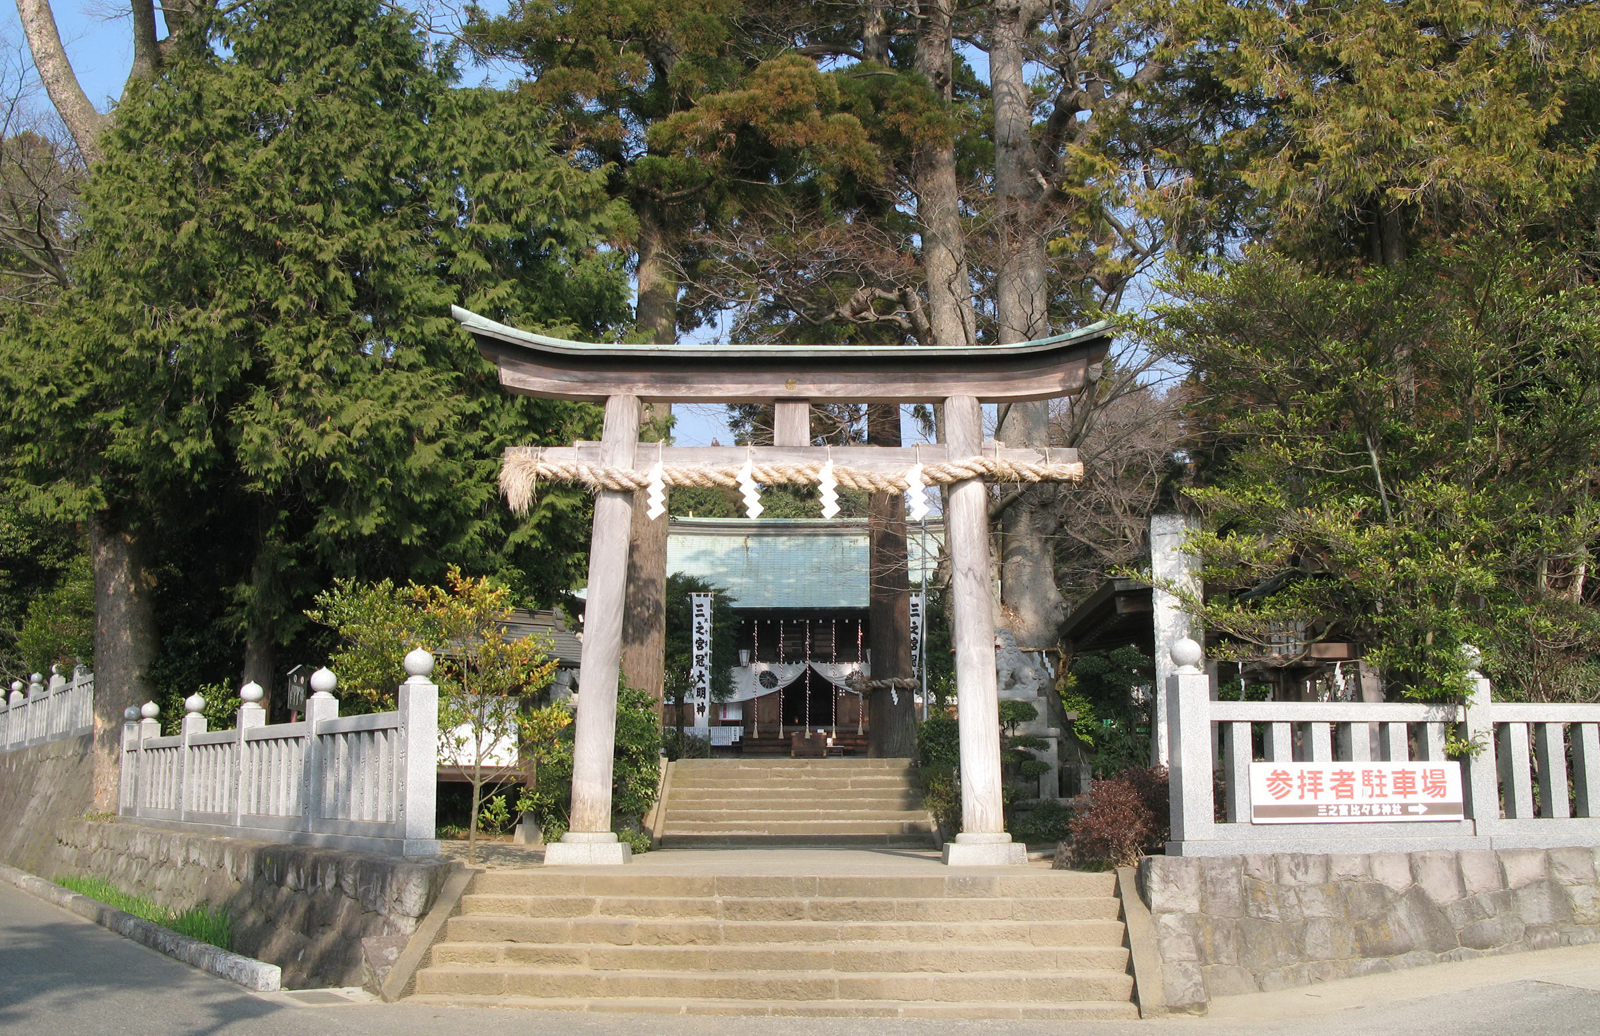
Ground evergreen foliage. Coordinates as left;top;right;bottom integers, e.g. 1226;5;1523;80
0;0;631;701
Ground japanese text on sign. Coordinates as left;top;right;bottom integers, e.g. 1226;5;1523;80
908;593;924;684
689;593;713;731
1247;761;1464;824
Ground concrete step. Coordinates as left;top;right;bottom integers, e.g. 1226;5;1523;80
656;834;939;848
666;788;922;804
429;941;1130;972
668;776;918;790
661;819;934;834
466;870;1118;898
413;966;1135;1003
438;915;1128;947
404;994;1141;1019
672;758;918;771
659;805;934;818
453;895;1121;924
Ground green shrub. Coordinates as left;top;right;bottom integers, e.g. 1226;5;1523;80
478;794;512;835
917;713;959;770
661;727;710;760
1009;798;1074;845
523;686;662;836
55;874;233;950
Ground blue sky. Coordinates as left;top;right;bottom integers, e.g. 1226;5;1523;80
0;3;136;111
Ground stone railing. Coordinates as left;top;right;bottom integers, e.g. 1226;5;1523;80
119;650;438;856
2;667;94;753
1167;639;1600;856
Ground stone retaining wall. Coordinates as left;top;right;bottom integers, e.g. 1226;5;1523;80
1139;847;1600;1012
0;733;97;874
49;819;455;989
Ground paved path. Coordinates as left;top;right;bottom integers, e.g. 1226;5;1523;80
2;878;1598;1036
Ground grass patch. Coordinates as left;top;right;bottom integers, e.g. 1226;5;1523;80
55;874;234;951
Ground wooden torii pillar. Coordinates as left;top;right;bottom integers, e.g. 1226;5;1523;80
454;306;1112;866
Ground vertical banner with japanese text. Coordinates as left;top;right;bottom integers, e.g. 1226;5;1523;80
689;592;713;731
908;592;925;684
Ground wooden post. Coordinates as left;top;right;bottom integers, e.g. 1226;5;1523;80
773;401;811;447
547;394;641;866
941;394;1024;866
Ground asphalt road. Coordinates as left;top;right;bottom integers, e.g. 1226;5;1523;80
3;879;1598;1036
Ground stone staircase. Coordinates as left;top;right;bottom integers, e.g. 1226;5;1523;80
410;868;1139;1018
658;757;937;848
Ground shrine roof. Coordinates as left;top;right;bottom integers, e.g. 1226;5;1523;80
666;517;943;611
452;305;1112;405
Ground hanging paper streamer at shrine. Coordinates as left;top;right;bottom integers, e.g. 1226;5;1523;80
905;463;929;522
690;592;714;730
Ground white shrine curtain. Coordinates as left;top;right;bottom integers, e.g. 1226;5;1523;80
726;662;809;703
806;661;868;692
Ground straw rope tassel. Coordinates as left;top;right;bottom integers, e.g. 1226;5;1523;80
499;449;1083;514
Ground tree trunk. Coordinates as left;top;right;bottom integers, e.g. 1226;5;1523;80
991;0;1065;651
621;206;673;708
867;404;916;757
14;0;111;163
913;0;975;351
242;621;275;718
863;1;890;64
88;515;157;811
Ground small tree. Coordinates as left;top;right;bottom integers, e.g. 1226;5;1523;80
310;568;558;862
421;571;557;864
305;578;424;714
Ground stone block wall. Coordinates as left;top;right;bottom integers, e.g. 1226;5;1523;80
49;820;455;989
1140;847;1600;1012
0;734;97;874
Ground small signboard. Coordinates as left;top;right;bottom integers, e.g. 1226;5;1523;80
708;726;742;747
284;665;307;716
1248;761;1464;824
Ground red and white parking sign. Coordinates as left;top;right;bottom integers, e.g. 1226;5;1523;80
1247;761;1464;824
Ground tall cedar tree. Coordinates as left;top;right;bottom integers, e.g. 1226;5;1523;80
0;0;632;786
1155;0;1600;699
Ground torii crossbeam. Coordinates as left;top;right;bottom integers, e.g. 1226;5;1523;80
455;305;1113;866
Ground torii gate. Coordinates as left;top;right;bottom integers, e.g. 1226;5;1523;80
454;306;1112;866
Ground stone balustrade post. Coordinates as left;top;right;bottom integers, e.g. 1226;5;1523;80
5;683;20;749
233;683;266;826
178;693;207;819
301;668;339;829
1167;638;1216;849
136;702;160;817
48;666;65;740
120;706;140;815
1461;646;1499;837
397;649;439;856
27;674;42;743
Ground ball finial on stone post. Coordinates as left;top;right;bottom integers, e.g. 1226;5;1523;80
1461;643;1482;671
403;648;435;679
184;693;206;714
239;681;264;704
140;701;160;720
1170;637;1204;671
309;667;337;698
124;706;140;722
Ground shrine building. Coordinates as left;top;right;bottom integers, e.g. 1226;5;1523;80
663;516;943;751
